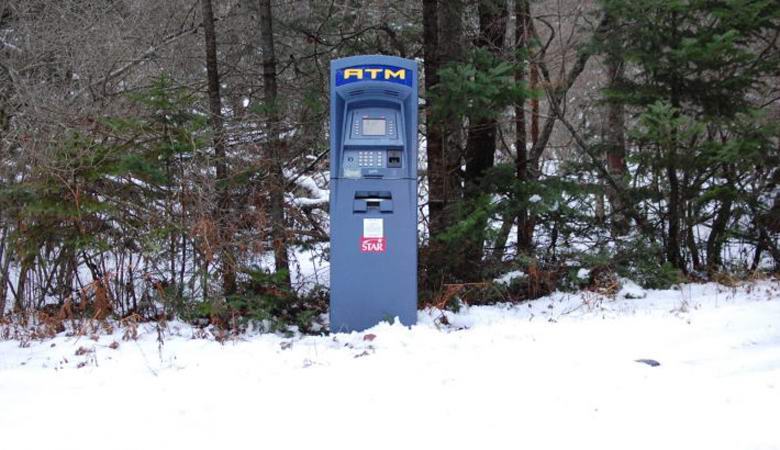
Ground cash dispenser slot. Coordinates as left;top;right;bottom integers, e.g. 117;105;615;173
353;191;393;213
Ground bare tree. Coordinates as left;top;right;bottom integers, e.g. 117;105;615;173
259;0;291;287
492;0;531;263
200;0;236;295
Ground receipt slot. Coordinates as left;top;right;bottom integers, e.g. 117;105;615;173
329;55;418;332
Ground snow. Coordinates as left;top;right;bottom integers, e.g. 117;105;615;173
618;277;648;299
577;267;591;280
291;245;329;291
529;193;542;203
494;269;525;285
1;281;779;450
284;169;329;208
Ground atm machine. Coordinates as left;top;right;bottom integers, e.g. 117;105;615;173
329;55;418;332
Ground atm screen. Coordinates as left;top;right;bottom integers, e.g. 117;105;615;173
362;118;386;136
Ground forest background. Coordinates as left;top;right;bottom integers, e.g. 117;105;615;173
0;0;778;331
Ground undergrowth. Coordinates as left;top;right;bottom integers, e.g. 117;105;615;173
1;269;776;343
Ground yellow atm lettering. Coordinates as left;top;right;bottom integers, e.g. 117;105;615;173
384;68;406;80
343;68;363;80
364;68;383;79
343;67;406;81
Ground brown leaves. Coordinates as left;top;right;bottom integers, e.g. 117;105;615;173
58;274;114;321
93;276;112;320
192;217;218;263
588;266;620;297
526;262;558;299
120;313;140;341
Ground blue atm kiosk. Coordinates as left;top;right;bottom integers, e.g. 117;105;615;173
329;55;418;332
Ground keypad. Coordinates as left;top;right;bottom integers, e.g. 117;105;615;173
357;151;383;168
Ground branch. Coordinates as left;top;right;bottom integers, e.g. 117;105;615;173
546;95;656;237
526;13;610;170
68;14;226;104
284;148;329;191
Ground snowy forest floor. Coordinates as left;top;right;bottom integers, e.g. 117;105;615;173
1;281;779;450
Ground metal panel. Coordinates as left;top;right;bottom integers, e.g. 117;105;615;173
329;55;419;332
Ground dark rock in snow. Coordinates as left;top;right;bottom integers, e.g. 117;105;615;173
635;359;661;367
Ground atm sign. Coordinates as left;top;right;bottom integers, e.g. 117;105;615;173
360;237;386;253
335;65;413;87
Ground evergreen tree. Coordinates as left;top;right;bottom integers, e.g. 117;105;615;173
598;0;780;273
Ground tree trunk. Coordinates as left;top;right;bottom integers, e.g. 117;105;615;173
420;0;465;285
529;61;539;149
423;0;445;240
200;0;236;295
491;215;514;264
757;228;780;271
464;0;507;193
0;226;8;315
518;0;540;252
686;210;701;271
494;0;531;264
421;0;450;289
604;37;629;235
459;0;507;280
666;161;684;269
14;256;33;313
666;12;685;272
513;0;532;256
438;0;464;207
706;195;733;274
595;192;606;223
258;0;291;287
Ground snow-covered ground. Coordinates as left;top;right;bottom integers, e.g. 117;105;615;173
1;281;779;450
